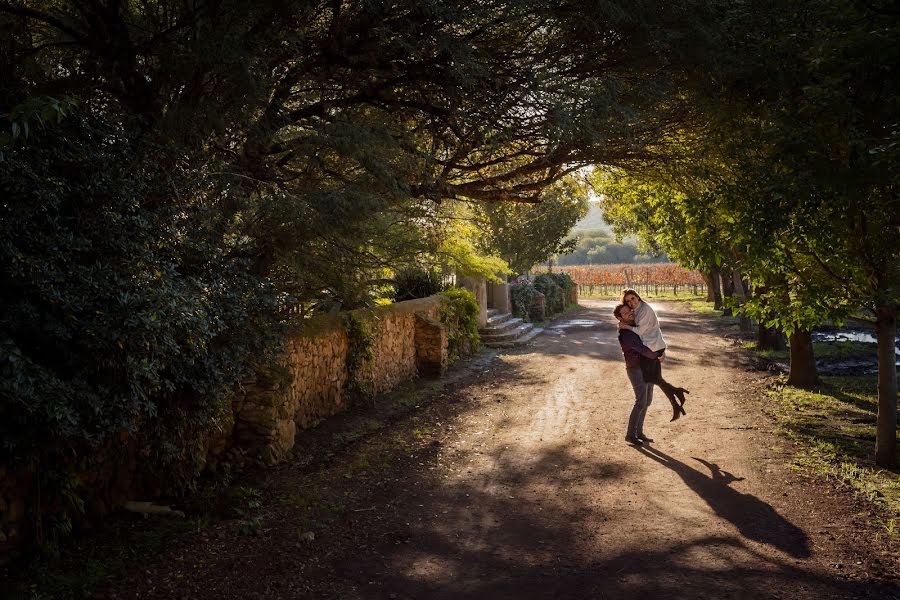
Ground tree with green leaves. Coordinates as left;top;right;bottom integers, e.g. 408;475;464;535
593;0;899;465
707;0;899;466
473;175;589;277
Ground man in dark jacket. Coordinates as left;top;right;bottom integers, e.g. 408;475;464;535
614;303;688;446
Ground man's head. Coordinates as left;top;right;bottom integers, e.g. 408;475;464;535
614;303;636;325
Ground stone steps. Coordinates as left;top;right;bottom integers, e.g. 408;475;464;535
484;315;524;334
479;311;543;348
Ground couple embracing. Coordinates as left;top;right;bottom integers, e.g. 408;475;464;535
614;289;689;446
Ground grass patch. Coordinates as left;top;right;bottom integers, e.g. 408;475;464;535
741;340;788;362
767;375;900;535
812;340;875;361
686;299;729;317
740;340;875;363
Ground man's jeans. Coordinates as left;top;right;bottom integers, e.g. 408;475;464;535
626;367;654;438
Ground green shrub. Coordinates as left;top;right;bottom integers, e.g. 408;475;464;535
0;119;283;495
392;267;445;301
438;288;481;361
533;272;574;315
533;274;563;315
553;271;576;307
510;280;538;320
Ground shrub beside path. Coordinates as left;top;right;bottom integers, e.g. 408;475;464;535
93;300;898;599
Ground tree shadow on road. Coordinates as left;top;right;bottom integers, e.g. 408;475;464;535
339;441;885;600
637;445;811;559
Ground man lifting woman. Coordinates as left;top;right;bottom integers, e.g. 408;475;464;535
614;289;689;446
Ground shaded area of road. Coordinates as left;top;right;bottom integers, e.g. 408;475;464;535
92;300;898;599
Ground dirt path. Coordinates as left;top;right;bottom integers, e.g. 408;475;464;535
98;300;899;599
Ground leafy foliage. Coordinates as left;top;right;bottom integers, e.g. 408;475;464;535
533;272;575;315
0;120;282;484
432;204;511;282
437;288;481;361
474;176;590;276
392;267;446;302
510;281;539;321
342;313;376;400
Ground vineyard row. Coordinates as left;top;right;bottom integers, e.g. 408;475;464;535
559;263;707;298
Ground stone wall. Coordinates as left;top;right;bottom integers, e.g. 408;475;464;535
229;296;447;466
0;296;449;562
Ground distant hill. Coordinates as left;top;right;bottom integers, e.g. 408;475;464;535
571;202;611;233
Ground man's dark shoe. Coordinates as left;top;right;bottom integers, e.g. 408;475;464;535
638;435;654;443
625;435;643;446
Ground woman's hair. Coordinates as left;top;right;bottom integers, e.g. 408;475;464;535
621;288;643;303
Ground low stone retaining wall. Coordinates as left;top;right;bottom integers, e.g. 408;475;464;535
230;296;447;466
0;296;449;561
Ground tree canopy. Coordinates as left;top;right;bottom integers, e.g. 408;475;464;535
2;0;895;498
0;0;721;481
593;0;899;466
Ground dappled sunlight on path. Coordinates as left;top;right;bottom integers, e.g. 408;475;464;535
95;300;898;599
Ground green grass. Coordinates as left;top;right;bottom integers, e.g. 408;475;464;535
767;375;900;536
811;340;876;361
740;340;876;363
687;299;728;317
740;340;788;361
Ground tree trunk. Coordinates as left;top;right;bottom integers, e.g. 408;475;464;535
874;305;898;467
758;324;786;351
720;271;734;316
787;329;819;387
702;273;714;301
732;268;747;302
732;268;753;332
705;269;723;309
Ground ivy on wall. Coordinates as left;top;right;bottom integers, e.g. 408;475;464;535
342;313;375;400
437;288;481;361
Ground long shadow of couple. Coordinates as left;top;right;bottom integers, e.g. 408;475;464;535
636;445;811;559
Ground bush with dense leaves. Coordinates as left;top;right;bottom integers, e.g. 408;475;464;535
437;288;481;361
0;119;282;487
533;272;575;315
392;267;446;301
510;280;538;320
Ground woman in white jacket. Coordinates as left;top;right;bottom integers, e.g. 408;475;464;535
617;289;667;354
